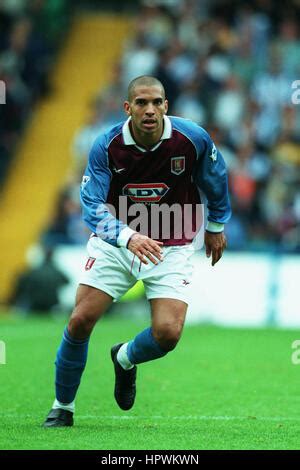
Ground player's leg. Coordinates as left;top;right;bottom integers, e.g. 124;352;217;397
150;297;187;350
68;284;113;339
111;244;193;411
120;298;187;365
43;284;112;427
111;298;187;410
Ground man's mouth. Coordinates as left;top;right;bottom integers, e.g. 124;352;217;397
142;119;157;128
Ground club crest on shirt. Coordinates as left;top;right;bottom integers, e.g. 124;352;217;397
171;156;185;175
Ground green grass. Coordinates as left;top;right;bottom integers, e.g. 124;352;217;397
0;312;300;450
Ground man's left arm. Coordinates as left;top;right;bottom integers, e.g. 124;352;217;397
193;133;231;266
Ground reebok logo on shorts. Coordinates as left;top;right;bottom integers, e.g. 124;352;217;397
85;257;96;271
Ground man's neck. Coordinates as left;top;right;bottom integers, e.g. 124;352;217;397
130;122;164;150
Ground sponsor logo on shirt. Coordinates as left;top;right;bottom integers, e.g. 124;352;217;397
123;183;169;202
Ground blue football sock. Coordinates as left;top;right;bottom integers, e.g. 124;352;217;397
55;327;89;404
127;327;168;364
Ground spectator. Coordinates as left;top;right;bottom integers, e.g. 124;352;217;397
10;248;69;314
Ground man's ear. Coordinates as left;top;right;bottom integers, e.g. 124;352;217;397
124;101;131;116
164;99;169;114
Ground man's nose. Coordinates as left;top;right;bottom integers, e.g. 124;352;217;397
145;104;155;115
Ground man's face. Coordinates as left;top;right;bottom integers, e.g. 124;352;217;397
124;85;168;140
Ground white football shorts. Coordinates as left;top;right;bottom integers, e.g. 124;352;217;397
79;236;195;304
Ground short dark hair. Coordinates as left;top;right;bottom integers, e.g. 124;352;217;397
127;75;165;101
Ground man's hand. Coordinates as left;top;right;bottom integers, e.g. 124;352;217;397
127;233;164;265
205;231;227;266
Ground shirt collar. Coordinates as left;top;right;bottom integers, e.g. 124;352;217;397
122;115;172;151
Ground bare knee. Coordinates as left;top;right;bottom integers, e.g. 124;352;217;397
68;295;104;339
68;285;112;339
68;313;96;339
153;323;183;352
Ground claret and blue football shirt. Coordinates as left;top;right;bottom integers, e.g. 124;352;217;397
80;115;231;247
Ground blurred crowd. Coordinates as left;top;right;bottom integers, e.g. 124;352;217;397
5;0;300;252
0;0;70;183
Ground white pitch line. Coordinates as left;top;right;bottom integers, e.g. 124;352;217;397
0;414;300;422
76;415;300;422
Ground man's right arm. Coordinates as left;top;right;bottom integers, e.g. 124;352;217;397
80;136;136;247
80;137;163;263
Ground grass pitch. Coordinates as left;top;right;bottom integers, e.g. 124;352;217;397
0;311;299;450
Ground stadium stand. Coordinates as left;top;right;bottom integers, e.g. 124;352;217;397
0;8;131;303
1;0;300;305
45;0;300;253
0;0;71;185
